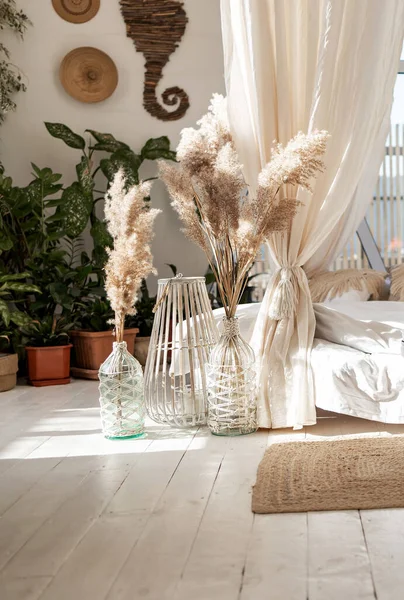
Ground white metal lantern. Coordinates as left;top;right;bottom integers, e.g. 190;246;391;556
144;276;218;427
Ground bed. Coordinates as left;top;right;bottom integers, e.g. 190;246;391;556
212;300;404;424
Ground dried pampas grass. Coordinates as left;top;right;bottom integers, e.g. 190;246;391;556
104;170;161;342
159;94;329;317
309;269;387;303
390;264;404;301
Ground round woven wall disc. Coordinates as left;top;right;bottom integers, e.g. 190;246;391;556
52;0;100;24
59;47;118;103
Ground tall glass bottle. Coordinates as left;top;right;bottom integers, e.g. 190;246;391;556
207;317;257;436
98;341;145;439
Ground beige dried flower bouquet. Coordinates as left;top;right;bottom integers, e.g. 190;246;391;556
104;170;161;341
159;94;328;319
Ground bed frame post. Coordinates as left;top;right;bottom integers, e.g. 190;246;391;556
357;219;387;273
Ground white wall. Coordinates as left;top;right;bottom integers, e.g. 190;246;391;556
1;0;225;293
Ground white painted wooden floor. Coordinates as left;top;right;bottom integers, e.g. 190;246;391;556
1;379;404;600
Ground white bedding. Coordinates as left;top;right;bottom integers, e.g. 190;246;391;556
212;301;404;424
313;301;404;422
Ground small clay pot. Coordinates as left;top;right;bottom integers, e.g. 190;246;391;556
26;345;72;387
70;329;139;379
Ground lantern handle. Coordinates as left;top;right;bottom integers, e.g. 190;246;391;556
152;273;184;313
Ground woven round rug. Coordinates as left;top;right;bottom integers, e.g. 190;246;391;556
59;47;118;103
252;436;404;513
52;0;100;24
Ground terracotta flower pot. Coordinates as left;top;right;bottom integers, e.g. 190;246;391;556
26;345;72;387
0;353;18;392
70;328;139;379
133;336;151;367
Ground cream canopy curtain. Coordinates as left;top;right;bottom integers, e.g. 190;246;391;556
220;0;404;429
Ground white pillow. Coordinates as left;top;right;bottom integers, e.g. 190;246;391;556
324;284;370;304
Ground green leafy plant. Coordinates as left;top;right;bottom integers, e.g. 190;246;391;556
21;315;74;347
74;297;114;332
0;164;65;272
0;0;31;125
44;123;176;267
127;279;156;337
0;269;39;327
0;270;37;354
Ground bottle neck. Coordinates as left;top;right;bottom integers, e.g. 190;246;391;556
113;341;127;351
222;317;240;339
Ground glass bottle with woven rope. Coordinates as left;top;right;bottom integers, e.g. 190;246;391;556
207;316;257;436
98;341;145;439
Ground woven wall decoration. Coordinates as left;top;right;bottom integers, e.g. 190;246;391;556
59;47;118;103
52;0;100;24
119;0;189;121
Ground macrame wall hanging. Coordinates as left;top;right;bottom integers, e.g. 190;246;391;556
119;0;189;121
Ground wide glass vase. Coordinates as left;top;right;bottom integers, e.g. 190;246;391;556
98;341;145;439
207;317;257;436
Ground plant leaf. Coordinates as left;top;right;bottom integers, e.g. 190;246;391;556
141;137;176;161
0;299;10;327
61;183;92;238
0;271;31;283
100;149;142;186
165;263;177;276
86;130;130;153
90;218;112;249
0;236;13;251
45;122;85;150
1;282;41;294
76;156;94;198
9;310;32;326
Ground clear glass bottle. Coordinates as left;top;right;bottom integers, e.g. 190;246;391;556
207;317;257;436
98;341;145;439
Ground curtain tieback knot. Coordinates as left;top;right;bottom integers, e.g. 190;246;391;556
268;267;298;321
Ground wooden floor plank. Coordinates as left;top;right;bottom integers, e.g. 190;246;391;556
240;513;308;600
0;575;51;600
361;508;404;600
308;510;376;600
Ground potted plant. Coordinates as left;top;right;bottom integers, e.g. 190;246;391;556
0;333;18;392
22;316;74;386
70;297;139;379
0;269;39;391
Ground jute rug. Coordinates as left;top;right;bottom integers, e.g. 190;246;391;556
252;436;404;513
